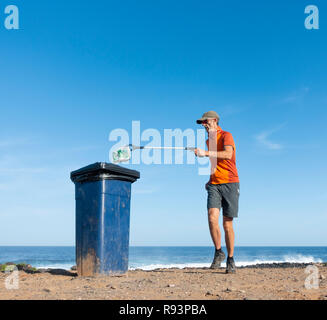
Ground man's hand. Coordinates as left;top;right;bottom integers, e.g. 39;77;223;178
194;148;207;157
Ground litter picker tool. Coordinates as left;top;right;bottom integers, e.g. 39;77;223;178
112;144;196;163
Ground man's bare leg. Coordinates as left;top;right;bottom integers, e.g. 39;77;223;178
208;208;221;250
223;216;234;257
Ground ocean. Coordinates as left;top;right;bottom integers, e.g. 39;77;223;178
0;246;326;270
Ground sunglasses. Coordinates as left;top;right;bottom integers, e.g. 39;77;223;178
201;118;217;125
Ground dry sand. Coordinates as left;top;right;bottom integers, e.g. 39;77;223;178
0;263;326;300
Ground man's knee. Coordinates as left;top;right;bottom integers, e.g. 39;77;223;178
208;208;219;216
223;217;233;232
208;208;219;223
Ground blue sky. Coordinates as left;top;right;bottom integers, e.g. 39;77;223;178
0;0;326;246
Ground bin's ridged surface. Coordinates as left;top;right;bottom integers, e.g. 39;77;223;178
75;179;132;276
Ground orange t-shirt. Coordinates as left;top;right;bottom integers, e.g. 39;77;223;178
206;127;239;184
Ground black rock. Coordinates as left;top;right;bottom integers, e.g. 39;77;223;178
16;263;33;271
24;268;40;274
47;269;77;276
38;268;50;273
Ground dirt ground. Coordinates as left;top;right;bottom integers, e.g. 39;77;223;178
0;264;326;300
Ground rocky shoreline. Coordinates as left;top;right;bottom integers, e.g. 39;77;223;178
238;262;327;269
0;262;76;276
1;261;326;275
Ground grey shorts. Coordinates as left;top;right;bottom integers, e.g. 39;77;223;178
206;182;240;218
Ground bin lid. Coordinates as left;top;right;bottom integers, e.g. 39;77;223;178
70;162;140;183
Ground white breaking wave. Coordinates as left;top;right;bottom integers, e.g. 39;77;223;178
34;263;74;270
282;254;322;263
33;255;323;271
130;263;211;271
129;255;323;271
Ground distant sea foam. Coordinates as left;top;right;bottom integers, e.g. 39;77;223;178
130;254;323;270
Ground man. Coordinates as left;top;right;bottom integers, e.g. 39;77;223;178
194;111;240;274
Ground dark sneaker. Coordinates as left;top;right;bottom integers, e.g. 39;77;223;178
210;249;226;269
226;256;236;274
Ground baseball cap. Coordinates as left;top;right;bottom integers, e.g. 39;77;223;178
196;111;220;124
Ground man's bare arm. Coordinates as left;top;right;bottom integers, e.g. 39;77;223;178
194;145;233;160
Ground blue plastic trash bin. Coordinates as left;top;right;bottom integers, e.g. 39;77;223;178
70;162;140;276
